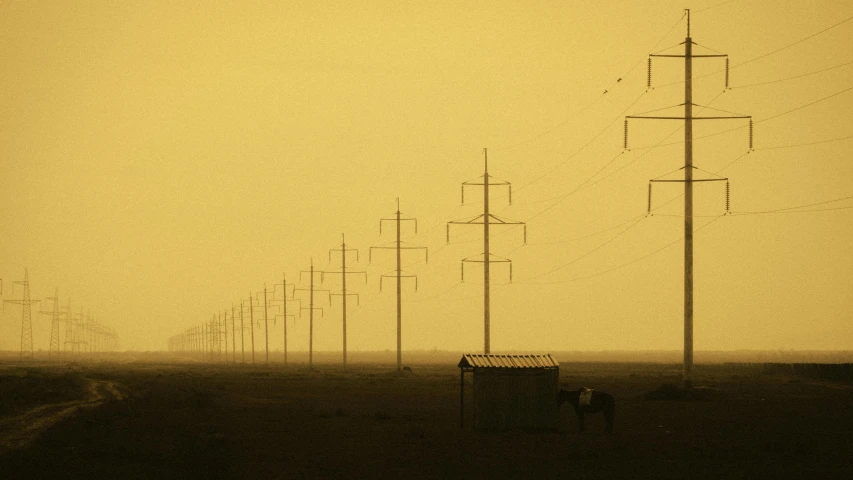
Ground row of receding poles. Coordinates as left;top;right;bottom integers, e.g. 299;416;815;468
169;151;534;366
3;269;119;360
169;216;430;370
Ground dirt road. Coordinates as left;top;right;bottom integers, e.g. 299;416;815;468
0;378;123;453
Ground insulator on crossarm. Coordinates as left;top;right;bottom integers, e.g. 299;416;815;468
647;57;652;88
624;119;629;150
647;182;653;214
725;57;730;89
749;119;754;150
725;181;730;213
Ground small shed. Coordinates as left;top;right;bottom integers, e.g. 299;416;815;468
458;354;560;431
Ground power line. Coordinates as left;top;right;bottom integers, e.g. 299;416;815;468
694;0;740;14
511;89;730;225
493;11;686;153
514;90;648;193
733;13;853;69
756;134;853;151
731;59;853;89
628;83;853;151
731;206;853;215
527;213;647;246
520;215;726;286
521;216;647;282
402;282;462;304
729;194;853;215
756;84;853;124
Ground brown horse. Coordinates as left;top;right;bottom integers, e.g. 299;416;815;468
557;387;616;433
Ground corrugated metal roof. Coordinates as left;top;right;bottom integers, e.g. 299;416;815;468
458;354;559;369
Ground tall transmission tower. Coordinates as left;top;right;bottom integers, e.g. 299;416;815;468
38;288;65;359
63;299;76;355
208;318;215;361
272;274;299;365
296;259;330;368
239;299;247;364
217;312;224;361
626;9;751;386
322;234;367;370
247;293;257;365
447;149;527;354
222;310;228;363
259;284;272;365
370;199;428;371
61;299;72;357
195;324;203;361
202;322;209;361
230;304;237;364
3;269;40;360
76;310;91;356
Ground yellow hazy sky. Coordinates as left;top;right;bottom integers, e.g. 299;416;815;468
1;0;851;353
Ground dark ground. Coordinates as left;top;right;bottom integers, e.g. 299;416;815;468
0;359;851;479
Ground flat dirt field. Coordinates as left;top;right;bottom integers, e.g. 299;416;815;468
1;356;851;479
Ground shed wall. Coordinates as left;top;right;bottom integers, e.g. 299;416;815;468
473;368;558;430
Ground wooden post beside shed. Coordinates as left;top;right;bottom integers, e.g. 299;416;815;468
458;354;560;431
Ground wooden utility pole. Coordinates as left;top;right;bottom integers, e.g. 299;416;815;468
323;235;367;370
223;310;228;363
371;199;427;371
239;300;246;364
262;285;271;365
273;274;298;365
296;259;330;368
248;294;256;365
231;304;236;364
627;9;751;386
447;149;526;354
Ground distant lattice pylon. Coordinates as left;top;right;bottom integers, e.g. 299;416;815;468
3;269;40;360
38;287;64;359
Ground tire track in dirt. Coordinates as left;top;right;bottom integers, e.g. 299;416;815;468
0;378;123;452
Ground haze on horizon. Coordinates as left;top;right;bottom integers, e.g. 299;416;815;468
1;0;851;354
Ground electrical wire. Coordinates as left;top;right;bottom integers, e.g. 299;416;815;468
757;134;853;151
694;0;740;14
488;13;686;155
756;84;853;124
733;13;853;69
527;213;647;246
731;59;853;89
514;90;648;193
519;215;726;285
507;13;687;192
520;215;647;282
631;83;853;151
732;206;853;215
728;194;853;215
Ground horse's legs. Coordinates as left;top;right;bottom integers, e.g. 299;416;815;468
604;405;615;434
576;409;585;432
